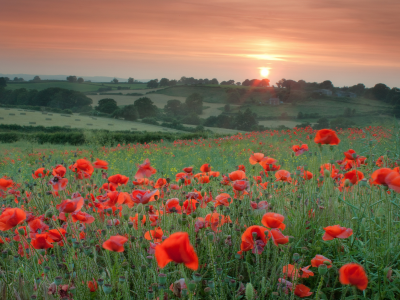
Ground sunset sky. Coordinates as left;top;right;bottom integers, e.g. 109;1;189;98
1;0;400;87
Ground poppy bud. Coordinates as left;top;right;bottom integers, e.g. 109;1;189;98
31;296;37;299
344;179;351;187
128;222;133;228
204;287;212;294
318;264;328;275
359;178;367;186
324;169;331;178
54;276;63;285
303;165;308;171
292;253;300;262
119;276;126;283
141;265;147;272
1;250;8;258
193;273;202;282
145;206;150;212
13;256;19;263
207;232;214;241
207;280;215;289
97;278;104;286
103;284;112;294
181;288;188;297
43;266;50;274
158;273;167;285
188;280;196;291
245;283;254;300
216;268;223;275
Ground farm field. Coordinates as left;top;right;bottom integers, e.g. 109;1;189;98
88;94;234;119
0;108;182;133
0;126;399;299
5;81;148;92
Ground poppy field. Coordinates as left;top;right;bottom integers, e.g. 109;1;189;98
1;125;400;299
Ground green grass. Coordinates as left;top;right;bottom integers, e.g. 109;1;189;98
5;81;147;92
0;127;399;299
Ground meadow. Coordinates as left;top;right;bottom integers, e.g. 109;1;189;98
0;126;399;299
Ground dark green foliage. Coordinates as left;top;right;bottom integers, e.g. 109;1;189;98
113;105;139;121
147;79;159;88
330;117;355;129
141;117;159;125
234;108;258;131
370;83;390;101
185;93;203;114
0;133;19;143
133;97;158;118
95;98;118;113
181;113;201;125
164;99;186;116
313;117;330;129
66;76;77;83
393;104;400;118
128;77;134;84
0;77;7;88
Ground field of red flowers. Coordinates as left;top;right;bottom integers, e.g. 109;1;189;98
0;126;399;299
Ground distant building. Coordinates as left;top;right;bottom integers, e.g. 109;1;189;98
314;89;333;96
336;91;357;98
268;98;280;105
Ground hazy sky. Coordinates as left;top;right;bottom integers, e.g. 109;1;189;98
1;0;400;87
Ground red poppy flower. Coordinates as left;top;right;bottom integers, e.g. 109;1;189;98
343;170;364;185
31;233;54;249
344;149;358;160
339;263;368;291
154;178;167;188
302;171;313;180
47;228;66;243
165;198;182;214
129;213;146;229
200;163;211;173
261;213;286;230
386;171;400;192
249;153;265;165
183;167;193;174
144;227;164;242
283;264;314;279
323;225;353;241
131;189;159;205
56;196;84;213
135;159;157;179
292;144;309;156
237;165;246;172
197;175;210;184
205;213;231;232
0;178;13;191
183;199;198;215
48;176;68;191
102;235;128;252
69;159;94;179
0;208;26;231
293;284;313;298
108;174;129;186
240;225;270;254
311;255;332;268
87;279;98;292
229;170;246;181
32;168;49;179
175;172;191;185
314;129;340;145
259;157;279;170
270;228;289;246
232;180;249;191
71;211;95;224
93;159;108;170
155;232;198;270
250;201;269;210
52;165;67;177
275;170;291;182
214;193;232;207
28;218;49;238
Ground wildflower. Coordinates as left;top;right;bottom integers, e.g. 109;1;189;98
311;255;332;268
165;198;182;214
52;165;67;177
249;153;265;165
229;170;246;181
293;284;313;298
314;129;340;145
135;159;157;179
270;228;289;246
261;212;286;230
0;178;13;191
93;159;108;170
0;208;26;231
56;196;84;213
31;233;54;249
102;235;128;252
292;144;309;156
131;189;159;205
275;170;291;182
87;279;98;292
200;163;212;172
32;167;49;179
144;227;164;242
339;263;368;291
322;225;353;241
108;174;129;186
239;225;270;254
155;232;199;270
69;159;94;179
49;176;68;191
214;193;232;207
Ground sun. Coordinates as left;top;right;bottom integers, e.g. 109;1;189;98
260;68;269;78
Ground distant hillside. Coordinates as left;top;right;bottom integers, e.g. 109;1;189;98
0;73;151;83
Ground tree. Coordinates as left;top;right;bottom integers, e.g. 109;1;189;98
242;79;250;86
236;82;241;86
96;98;118;113
209;78;219;85
147;79;159;88
226;89;241;103
77;77;84;83
128;77;134;84
297;112;304;119
119;105;139;121
224;104;230;112
348;83;365;96
33;76;41;81
235;108;258;131
159;78;170;87
111;78;119;84
169;79;177;86
47;90;92;110
319;80;334;90
185;93;203;114
67;76;77;83
133;97;158;118
313;117;330;129
0;77;7;88
164;99;184;116
394;104;400;118
370;83;390;102
259;79;270;87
